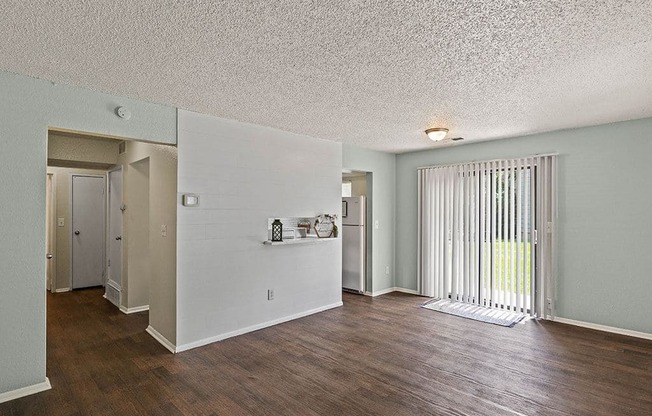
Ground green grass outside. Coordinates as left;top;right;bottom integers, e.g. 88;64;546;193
481;240;532;296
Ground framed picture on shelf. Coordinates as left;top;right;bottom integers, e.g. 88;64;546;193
314;214;337;238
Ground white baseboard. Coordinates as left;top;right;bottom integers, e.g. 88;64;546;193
369;287;396;297
0;378;51;404
393;287;420;295
176;301;344;353
119;305;149;314
363;287;420;297
146;325;177;354
106;280;121;290
553;317;652;341
54;287;70;293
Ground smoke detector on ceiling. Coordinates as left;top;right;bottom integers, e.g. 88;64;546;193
115;106;132;120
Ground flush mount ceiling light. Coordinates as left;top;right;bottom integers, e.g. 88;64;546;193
425;127;449;142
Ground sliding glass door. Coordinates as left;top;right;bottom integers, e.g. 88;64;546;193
479;165;534;313
417;155;557;318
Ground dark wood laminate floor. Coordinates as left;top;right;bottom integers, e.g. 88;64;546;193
1;288;651;415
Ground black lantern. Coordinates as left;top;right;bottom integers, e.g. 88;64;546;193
271;219;283;242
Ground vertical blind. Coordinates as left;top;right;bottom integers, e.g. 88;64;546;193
417;155;557;318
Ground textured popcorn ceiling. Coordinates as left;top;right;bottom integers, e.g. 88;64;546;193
2;1;651;153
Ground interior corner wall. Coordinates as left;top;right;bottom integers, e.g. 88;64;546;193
342;144;396;293
117;140;178;344
125;157;151;310
395;117;652;334
176;109;342;351
0;70;176;397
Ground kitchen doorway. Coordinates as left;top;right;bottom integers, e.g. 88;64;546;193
342;170;372;294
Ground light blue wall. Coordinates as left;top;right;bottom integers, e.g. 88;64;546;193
396;118;652;334
343;144;396;292
0;70;176;396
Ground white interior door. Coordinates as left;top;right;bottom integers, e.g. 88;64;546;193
72;175;106;289
107;169;123;289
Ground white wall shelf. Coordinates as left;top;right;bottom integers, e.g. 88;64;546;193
263;237;338;246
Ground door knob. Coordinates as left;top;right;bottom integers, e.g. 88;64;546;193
46;254;53;259
115;236;122;240
74;231;80;235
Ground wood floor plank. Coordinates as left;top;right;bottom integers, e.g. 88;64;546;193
1;288;651;415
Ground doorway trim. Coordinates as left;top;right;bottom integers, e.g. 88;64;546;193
46;173;56;292
342;169;373;295
105;166;123;307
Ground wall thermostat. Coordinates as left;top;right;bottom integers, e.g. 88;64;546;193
182;194;200;207
116;106;132;120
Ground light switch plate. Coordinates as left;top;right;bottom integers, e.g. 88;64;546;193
182;194;199;207
58;218;65;227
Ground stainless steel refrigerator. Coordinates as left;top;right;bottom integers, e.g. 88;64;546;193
342;196;365;293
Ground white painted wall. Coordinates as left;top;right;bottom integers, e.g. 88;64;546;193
395;117;652;334
0;70;175;397
176;110;342;351
117;141;178;342
124;158;151;310
346;175;367;197
342;145;395;293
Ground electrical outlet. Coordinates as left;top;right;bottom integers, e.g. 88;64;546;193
374;220;379;229
268;289;274;300
385;266;390;275
161;225;167;237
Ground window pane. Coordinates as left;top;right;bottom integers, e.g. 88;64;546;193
342;181;352;197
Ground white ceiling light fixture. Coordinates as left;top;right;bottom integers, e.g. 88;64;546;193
425;127;448;142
